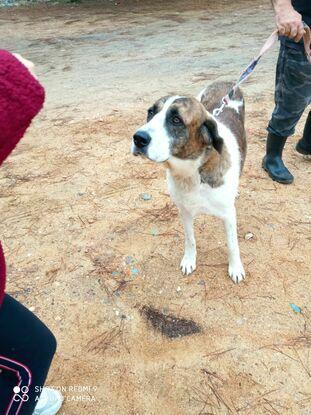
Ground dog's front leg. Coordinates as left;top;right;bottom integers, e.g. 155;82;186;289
223;207;245;283
179;208;196;275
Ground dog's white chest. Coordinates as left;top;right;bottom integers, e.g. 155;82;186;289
167;170;234;218
166;124;241;219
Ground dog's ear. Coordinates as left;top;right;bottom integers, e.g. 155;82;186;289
147;95;171;122
199;117;223;154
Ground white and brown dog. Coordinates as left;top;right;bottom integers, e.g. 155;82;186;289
131;81;247;283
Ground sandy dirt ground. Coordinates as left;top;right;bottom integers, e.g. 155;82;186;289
0;1;310;414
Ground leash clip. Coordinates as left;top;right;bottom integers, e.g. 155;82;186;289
213;96;228;117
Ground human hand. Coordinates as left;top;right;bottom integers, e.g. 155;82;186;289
275;3;305;42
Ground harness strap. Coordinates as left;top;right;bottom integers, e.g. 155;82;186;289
213;23;311;117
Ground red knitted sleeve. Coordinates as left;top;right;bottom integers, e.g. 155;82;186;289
0;50;45;165
0;243;5;306
0;50;45;305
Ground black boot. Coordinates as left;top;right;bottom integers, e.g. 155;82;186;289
296;111;311;155
262;133;294;184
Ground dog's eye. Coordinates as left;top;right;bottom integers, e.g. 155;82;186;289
172;115;182;125
147;109;154;118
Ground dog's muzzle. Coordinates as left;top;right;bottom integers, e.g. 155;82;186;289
132;131;151;155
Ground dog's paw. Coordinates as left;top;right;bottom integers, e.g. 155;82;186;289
180;255;196;276
228;262;245;284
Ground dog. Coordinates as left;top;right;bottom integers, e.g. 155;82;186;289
131;81;247;283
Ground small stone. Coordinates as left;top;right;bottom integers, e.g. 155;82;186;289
29;306;36;312
140;193;152;201
125;256;134;265
131;267;139;276
245;232;254;240
290;303;302;313
176;286;182;292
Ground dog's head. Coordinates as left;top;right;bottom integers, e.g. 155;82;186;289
131;95;223;163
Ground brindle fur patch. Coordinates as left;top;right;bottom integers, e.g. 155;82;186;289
162;95;232;188
200;81;247;172
168;96;231;187
199;145;231;188
168;97;208;160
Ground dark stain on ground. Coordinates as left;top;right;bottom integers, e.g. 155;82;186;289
141;305;201;339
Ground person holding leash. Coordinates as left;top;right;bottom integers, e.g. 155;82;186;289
263;0;311;184
0;51;63;415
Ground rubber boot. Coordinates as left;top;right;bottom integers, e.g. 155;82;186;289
262;133;294;184
296;111;311;155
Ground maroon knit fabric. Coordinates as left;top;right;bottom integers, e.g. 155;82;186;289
0;244;5;307
0;50;45;306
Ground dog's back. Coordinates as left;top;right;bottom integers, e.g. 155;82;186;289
198;81;247;171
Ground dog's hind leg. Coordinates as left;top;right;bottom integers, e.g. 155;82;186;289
179;208;196;275
223;207;245;283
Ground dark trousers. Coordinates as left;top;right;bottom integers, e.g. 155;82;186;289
268;41;311;137
0;294;56;415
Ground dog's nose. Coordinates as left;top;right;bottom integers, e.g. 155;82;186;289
133;131;151;149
